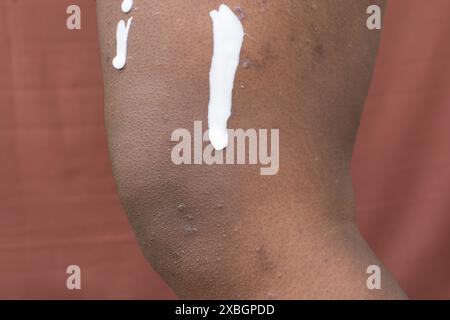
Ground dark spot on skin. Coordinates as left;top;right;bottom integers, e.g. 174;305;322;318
255;246;276;273
234;7;247;20
245;43;278;71
289;34;297;43
314;44;324;58
258;43;278;67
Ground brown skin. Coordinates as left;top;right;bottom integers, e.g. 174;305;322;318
96;0;406;299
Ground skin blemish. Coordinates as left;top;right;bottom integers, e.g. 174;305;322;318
241;58;263;70
234;6;247;20
241;59;251;68
255;246;276;272
314;43;324;58
185;225;199;235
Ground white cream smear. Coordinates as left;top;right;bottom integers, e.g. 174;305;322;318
208;4;245;151
113;0;134;70
112;18;133;70
121;0;133;14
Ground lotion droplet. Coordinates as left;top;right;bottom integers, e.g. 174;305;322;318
112;17;133;70
121;0;133;13
208;4;245;151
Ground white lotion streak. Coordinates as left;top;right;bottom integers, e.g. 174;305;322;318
208;5;245;151
121;0;133;14
112;18;133;70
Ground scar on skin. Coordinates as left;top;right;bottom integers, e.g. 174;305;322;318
241;59;263;69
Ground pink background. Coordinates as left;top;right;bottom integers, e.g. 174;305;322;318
353;0;450;299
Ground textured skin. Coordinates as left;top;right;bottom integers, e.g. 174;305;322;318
97;0;405;299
